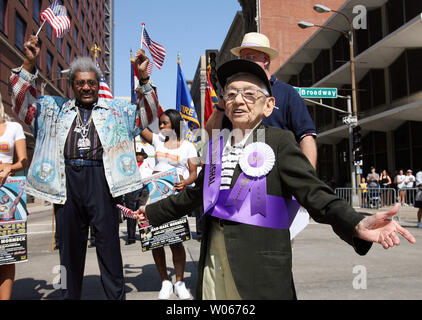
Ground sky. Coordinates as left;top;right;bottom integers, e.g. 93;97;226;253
113;0;242;109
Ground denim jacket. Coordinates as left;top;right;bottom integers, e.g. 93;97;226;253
10;67;159;204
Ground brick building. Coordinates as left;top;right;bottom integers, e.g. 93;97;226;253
191;0;344;129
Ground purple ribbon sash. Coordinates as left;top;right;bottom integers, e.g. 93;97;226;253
203;135;223;214
210;189;300;230
202;134;300;230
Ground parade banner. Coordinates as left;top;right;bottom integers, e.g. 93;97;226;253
0;177;28;265
141;168;179;204
139;215;191;252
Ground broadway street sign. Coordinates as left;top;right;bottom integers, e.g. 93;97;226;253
295;87;338;99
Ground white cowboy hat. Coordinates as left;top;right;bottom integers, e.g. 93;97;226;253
231;32;279;61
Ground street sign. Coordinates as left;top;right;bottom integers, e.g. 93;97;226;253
295;87;338;99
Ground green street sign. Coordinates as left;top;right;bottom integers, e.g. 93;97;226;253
295;87;338;99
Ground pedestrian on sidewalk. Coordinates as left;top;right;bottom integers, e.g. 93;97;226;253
9;36;159;300
124;149;152;245
396;169;406;206
0;93;28;300
415;169;422;228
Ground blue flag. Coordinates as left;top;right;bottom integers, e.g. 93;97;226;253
176;59;200;144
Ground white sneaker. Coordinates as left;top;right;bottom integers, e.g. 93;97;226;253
158;280;173;300
174;281;191;300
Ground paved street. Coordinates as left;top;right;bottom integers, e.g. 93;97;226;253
10;205;422;300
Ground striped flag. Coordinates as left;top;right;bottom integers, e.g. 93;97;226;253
96;61;113;100
205;64;219;126
142;28;166;69
40;0;71;38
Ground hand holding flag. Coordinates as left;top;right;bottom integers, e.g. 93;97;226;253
134;49;151;82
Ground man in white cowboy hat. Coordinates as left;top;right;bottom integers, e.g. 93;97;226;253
206;32;317;168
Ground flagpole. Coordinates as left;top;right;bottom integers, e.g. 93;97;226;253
35;20;47;37
140;22;145;50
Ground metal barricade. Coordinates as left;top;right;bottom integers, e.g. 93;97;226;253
334;187;397;210
397;187;420;209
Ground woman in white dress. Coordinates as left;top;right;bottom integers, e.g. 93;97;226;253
140;109;198;300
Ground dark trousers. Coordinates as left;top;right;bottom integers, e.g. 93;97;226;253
54;165;125;300
124;187;149;240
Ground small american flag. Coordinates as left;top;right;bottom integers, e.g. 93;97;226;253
98;74;113;100
40;0;71;38
142;28;166;69
96;61;113;100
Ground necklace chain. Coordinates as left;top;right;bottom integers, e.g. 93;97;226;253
75;108;93;138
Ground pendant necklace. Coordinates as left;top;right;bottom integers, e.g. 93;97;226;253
74;108;93;151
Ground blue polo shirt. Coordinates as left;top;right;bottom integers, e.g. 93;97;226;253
262;76;316;142
222;75;317;142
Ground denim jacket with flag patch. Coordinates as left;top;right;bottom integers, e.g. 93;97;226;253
10;66;159;204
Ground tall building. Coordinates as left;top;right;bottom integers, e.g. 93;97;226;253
275;0;422;185
0;0;114;122
190;0;344;128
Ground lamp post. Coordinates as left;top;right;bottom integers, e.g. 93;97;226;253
298;5;360;194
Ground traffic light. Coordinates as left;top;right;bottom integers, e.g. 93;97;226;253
206;50;218;90
352;125;361;151
352;126;363;165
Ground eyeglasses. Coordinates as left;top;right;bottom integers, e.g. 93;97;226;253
223;88;268;103
238;53;267;62
74;80;98;88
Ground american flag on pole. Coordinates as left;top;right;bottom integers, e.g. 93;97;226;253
142;28;166;69
96;61;113;100
40;0;71;38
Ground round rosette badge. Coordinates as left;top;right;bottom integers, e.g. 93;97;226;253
239;142;275;178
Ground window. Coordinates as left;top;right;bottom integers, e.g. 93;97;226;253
32;0;40;23
298;63;313;87
404;0;422;22
368;8;383;46
0;0;5;32
389;51;407;100
80;38;84;55
57;38;62;54
331;35;350;71
46;50;53;75
15;13;26;50
407;48;422;94
358;72;371;112
46;23;52;40
372;69;386;107
74;0;78;16
57;64;63;89
74;26;78;44
66;43;71;64
387;0;405;34
288;75;298;87
313;50;330;83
